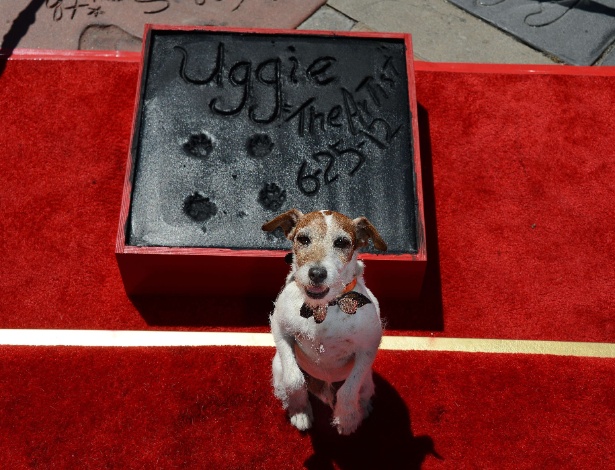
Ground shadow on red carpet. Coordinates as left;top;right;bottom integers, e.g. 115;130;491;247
130;294;273;329
378;104;444;334
304;373;440;469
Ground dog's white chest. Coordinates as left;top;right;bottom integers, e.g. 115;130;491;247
272;279;381;383
293;305;377;383
298;307;355;353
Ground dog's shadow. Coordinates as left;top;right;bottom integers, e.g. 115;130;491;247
304;373;440;469
131;294;272;328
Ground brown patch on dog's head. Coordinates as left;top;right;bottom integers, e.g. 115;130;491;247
262;209;303;238
330;212;358;249
292;211;328;267
263;210;387;254
353;217;387;251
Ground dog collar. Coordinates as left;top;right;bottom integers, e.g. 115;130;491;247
342;278;357;294
300;279;371;324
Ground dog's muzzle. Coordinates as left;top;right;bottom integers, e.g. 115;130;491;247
308;266;327;284
305;266;329;299
305;285;330;300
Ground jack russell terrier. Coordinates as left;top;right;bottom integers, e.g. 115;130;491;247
262;209;387;435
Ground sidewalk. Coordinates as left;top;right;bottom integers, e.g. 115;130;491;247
3;0;614;65
301;0;556;64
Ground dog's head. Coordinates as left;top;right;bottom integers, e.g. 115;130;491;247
262;209;387;303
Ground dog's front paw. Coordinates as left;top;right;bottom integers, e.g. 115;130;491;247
274;366;306;404
333;398;363;435
333;387;365;435
290;405;313;431
285;367;306;392
332;408;363;436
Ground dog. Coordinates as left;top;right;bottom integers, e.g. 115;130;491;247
262;209;387;435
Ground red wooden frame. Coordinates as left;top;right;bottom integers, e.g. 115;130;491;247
7;46;615;76
0;48;141;62
114;25;427;299
414;60;615;76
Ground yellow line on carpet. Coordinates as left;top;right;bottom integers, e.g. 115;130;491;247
0;330;613;358
380;336;615;358
0;330;275;348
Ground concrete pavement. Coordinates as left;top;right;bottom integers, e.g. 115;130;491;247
5;0;615;65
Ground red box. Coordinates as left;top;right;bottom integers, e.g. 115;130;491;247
116;25;426;299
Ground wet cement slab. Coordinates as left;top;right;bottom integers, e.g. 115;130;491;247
0;0;326;52
444;0;615;65
127;29;419;254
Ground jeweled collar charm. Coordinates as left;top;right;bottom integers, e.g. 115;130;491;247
300;279;371;324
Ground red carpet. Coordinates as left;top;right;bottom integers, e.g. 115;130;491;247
0;346;612;469
415;66;615;342
0;54;613;468
1;55;614;342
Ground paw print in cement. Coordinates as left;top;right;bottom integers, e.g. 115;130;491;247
258;183;286;211
247;133;274;158
184;192;218;222
184;133;214;158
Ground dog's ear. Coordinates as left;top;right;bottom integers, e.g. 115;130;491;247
262;209;304;239
353;217;387;251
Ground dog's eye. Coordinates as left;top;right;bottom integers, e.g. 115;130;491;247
296;235;311;246
334;237;351;249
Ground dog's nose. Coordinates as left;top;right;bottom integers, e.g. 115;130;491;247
308;266;327;284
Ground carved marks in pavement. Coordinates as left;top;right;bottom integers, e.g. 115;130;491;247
446;0;615;65
44;0;247;21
